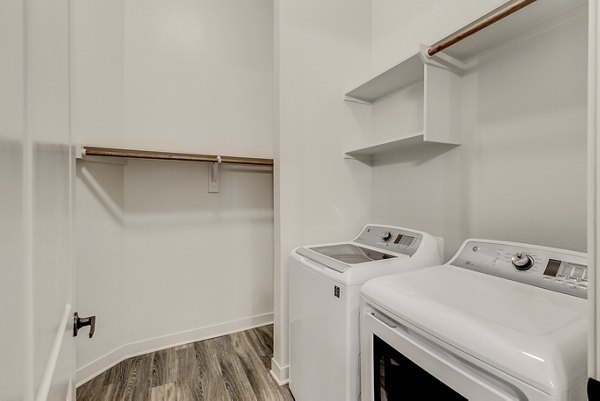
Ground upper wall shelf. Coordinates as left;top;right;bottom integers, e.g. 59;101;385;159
344;0;585;104
344;54;424;104
344;55;463;161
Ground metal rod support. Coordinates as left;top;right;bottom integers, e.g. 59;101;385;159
81;146;273;166
427;0;537;57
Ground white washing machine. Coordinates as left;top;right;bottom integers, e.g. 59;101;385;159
288;224;442;401
360;239;588;401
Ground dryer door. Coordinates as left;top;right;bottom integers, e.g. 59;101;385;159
361;311;526;401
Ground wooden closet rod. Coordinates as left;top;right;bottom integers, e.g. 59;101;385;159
427;0;537;57
80;146;274;166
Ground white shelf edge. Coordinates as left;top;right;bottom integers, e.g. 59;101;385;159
345;132;425;158
345;131;463;165
344;52;424;103
343;95;372;105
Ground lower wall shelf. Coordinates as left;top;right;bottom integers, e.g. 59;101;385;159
345;132;459;165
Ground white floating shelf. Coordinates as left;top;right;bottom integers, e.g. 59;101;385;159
345;54;424;104
345;132;425;158
345;132;459;165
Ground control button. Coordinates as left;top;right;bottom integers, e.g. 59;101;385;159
472;246;479;252
568;266;584;281
556;266;569;279
382;231;392;242
577;284;587;290
511;253;534;271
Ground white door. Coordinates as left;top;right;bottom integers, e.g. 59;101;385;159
0;0;76;400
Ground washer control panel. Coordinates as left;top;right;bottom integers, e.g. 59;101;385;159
354;225;422;257
451;240;588;298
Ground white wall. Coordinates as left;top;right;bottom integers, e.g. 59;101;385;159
72;0;275;382
75;160;274;381
272;0;372;382
370;1;587;259
1;0;74;400
72;0;274;157
372;0;506;73
0;2;26;397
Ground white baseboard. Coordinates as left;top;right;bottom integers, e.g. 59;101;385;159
270;357;289;385
76;312;274;387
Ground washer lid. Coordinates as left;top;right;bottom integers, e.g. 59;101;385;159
361;265;587;396
297;243;397;272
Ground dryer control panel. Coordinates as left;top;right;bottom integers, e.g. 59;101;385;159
354;225;423;257
450;240;588;298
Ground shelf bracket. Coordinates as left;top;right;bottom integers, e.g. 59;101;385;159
420;44;465;74
208;158;221;193
74;144;128;165
75;144;86;159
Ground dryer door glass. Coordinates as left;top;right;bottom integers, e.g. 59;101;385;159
373;335;467;401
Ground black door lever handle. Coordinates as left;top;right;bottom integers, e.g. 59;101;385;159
74;312;96;338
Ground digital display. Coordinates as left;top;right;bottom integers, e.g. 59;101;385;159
394;234;415;246
543;259;562;277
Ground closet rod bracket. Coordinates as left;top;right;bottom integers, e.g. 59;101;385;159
208;160;220;193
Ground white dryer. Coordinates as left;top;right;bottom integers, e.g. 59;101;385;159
360;239;588;401
289;224;442;401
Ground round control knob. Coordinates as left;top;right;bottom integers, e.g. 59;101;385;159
382;231;393;242
511;253;534;271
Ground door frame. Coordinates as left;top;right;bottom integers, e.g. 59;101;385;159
588;0;599;385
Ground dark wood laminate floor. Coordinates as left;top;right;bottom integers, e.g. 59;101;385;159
77;325;294;401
